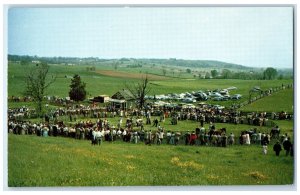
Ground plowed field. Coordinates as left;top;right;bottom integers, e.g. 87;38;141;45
95;70;169;80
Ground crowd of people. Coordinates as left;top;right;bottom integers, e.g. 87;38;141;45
8;109;294;157
8;102;292;128
7;95;294;158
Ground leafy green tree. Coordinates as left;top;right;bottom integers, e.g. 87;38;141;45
25;62;56;116
263;67;278;80
162;69;167;76
113;62;118;70
205;72;211;79
69;74;87;102
211;69;218;78
21;59;30;66
186;68;191;74
221;69;232;79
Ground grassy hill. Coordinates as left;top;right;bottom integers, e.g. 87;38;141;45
8;134;294;187
6;60;295;187
8;63;293;107
239;88;294;113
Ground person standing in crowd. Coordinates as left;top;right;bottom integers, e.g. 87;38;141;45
262;141;268;155
158;130;164;145
170;131;175;145
257;131;262;145
166;131;171;144
175;132;181;146
133;131;138;144
190;132;197;145
95;129;103;145
153;118;158;127
261;132;266;145
200;114;205;127
245;133;251;145
146;130;152;145
273;141;282;156
283;137;292;156
185;131;190;145
228;132;234;145
155;131;160;145
91;128;96;145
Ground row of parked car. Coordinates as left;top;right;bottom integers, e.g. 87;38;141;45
146;87;242;103
151;101;225;111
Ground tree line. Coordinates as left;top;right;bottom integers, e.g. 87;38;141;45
200;68;292;80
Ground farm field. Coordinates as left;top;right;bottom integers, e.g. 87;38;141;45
8;62;293;110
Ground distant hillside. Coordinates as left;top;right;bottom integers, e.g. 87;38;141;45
136;58;254;70
8;55;253;69
8;54;293;74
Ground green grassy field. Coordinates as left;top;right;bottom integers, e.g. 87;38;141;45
8;134;294;187
7;62;295;187
239;88;294;113
8;63;292;96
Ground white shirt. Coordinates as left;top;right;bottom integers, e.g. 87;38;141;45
159;132;164;139
122;130;127;136
95;131;103;138
117;130;122;135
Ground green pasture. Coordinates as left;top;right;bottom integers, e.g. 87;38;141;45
239;88;294;113
95;60;198;78
8;63;140;98
7;63;293;112
8;133;294;187
7;62;295;187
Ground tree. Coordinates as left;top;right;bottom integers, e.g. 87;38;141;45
25;62;56;116
125;75;151;110
263;67;278;80
221;69;232;79
205;72;211;79
69;74;87;102
113;62;119;70
211;69;218;78
21;59;30;66
186;68;191;74
162;69;167;76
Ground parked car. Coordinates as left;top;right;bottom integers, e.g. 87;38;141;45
222;94;230;101
219;89;229;96
210;92;222;98
213;105;225;110
231;94;242;100
213;96;223;101
194;92;208;101
182;98;196;103
227;86;237;90
182;104;196;109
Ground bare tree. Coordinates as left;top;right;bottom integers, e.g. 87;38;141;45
125;75;151;110
25;62;56;116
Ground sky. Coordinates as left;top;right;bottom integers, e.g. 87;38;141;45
7;6;294;68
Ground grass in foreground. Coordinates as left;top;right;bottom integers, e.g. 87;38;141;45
8;134;294;187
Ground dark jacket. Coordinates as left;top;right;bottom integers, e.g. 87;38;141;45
273;143;282;152
283;140;292;151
